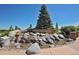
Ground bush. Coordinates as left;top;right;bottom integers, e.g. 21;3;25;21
60;26;76;33
0;31;9;37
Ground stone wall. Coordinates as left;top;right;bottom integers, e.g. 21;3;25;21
27;28;56;34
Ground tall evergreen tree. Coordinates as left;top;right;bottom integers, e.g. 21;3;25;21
9;25;14;31
27;24;32;29
56;22;59;33
15;26;20;30
36;5;53;29
29;24;32;29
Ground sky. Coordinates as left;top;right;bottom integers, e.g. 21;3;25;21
0;4;79;29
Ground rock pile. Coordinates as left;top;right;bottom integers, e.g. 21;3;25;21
0;30;75;55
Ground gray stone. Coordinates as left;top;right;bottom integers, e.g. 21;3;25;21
41;37;47;42
24;33;29;39
46;37;54;44
25;43;40;55
53;34;60;41
2;39;10;48
58;34;65;39
1;36;10;48
44;35;54;44
49;35;55;41
39;39;46;46
14;43;21;48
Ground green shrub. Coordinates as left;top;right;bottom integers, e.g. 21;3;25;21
0;31;9;37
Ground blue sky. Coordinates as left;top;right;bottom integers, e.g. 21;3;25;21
0;4;79;29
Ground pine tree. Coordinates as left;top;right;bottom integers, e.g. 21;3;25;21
9;25;14;31
56;22;58;33
15;26;20;30
27;24;32;29
36;5;53;29
29;24;32;29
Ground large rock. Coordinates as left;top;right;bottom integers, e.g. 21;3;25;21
8;31;15;37
49;35;55;41
38;38;46;46
1;36;10;48
53;33;60;41
58;34;65;39
45;37;54;44
2;39;10;48
25;43;40;55
36;32;40;35
23;33;30;43
33;35;38;41
41;37;47;43
8;30;21;41
14;43;21;48
24;33;29;39
44;35;54;44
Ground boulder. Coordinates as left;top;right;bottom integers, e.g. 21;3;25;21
53;34;60;41
1;36;10;48
38;38;46;46
25;43;40;55
33;35;38;41
14;43;21;48
23;33;30;43
40;33;45;36
8;31;15;37
41;37;47;43
2;39;10;48
36;32;40;35
45;37;54;44
58;34;65;39
24;33;29;39
49;35;55;41
44;35;54;44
